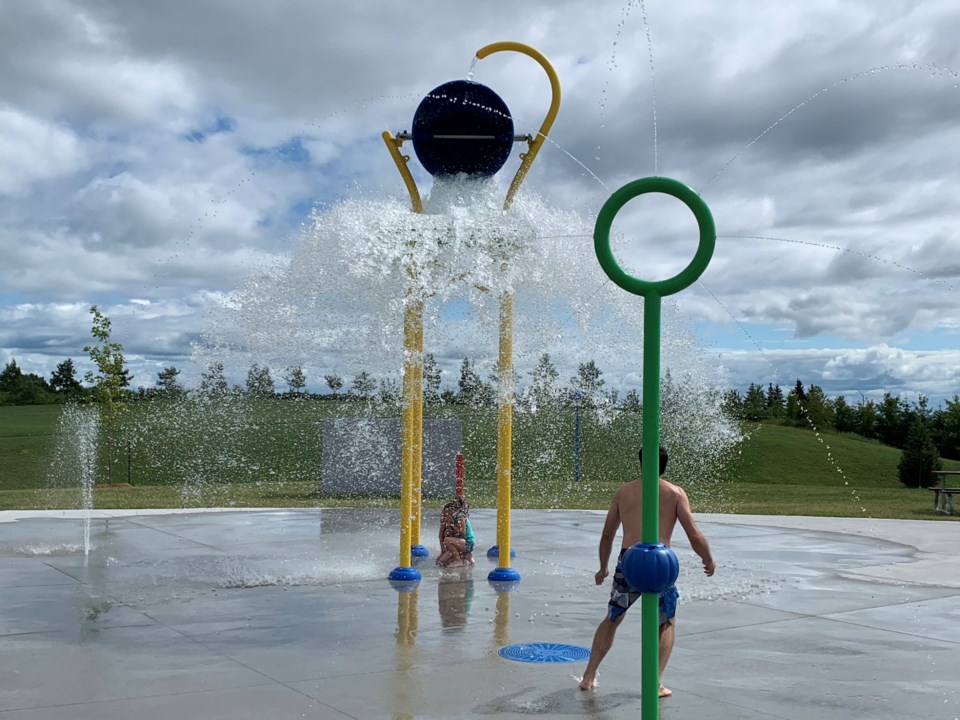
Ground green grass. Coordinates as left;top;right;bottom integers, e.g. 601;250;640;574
0;405;59;489
0;404;957;521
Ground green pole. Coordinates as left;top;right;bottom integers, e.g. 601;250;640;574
594;176;715;720
640;291;661;720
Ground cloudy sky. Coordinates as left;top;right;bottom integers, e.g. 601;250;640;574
3;0;960;404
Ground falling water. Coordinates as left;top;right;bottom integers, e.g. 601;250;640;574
638;0;659;175
193;174;742;502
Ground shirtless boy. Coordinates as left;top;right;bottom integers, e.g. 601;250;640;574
579;446;716;697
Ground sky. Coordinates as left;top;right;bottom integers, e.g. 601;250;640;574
2;0;960;405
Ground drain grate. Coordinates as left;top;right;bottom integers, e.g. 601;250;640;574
498;642;591;663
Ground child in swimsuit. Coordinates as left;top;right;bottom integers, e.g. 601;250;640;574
436;496;475;568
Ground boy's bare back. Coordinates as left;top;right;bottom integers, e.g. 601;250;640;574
597;473;715;579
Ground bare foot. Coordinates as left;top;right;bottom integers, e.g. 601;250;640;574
446;559;465;568
578;676;597;691
658;684;672;698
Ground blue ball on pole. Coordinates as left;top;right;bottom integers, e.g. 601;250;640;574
621;542;679;594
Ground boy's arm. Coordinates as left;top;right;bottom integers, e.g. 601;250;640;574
595;491;621;584
676;488;715;576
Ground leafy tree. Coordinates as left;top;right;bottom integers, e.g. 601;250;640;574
351;371;376;399
722;389;744;419
0;361;52;405
528;353;560;409
379;378;401;405
805;385;834;429
156;366;184;396
50;359;84;399
898;409;942;488
854;398;878;439
832;395;857;433
423;353;442;404
283;366;307;395
324;374;344;395
199;362;229;396
246;364;275;397
570;360;605;407
622;389;642;413
83;306;130;427
876;393;909;448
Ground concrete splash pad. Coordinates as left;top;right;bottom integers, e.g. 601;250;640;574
2;508;958;719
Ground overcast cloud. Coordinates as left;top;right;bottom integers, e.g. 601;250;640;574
2;0;959;403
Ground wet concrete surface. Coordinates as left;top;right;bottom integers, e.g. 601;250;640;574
1;508;958;719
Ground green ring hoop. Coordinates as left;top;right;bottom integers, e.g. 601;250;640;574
593;176;716;297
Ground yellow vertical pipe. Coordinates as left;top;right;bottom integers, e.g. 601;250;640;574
382;130;425;568
411;300;425;548
493;589;511;646
496;292;514;569
399;303;417;569
473;44;559;574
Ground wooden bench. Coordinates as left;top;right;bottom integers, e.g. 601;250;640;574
930;471;960;515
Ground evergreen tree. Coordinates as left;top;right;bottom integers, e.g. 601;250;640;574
765;383;785;418
898;410;943;488
0;359;22;394
423;353;442;404
743;383;768;420
50;359;84;398
457;358;482;406
351;371;376;399
156;366;184;396
931;395;960;461
786;379;806;425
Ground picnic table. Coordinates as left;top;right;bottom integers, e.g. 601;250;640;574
930;470;960;515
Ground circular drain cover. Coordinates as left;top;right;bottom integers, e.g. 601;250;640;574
498;643;591;663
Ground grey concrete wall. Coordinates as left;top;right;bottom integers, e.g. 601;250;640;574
321;418;462;498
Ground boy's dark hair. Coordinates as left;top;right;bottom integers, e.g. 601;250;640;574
638;446;669;476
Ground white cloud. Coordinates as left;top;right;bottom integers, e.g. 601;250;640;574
0;109;87;194
1;1;959;404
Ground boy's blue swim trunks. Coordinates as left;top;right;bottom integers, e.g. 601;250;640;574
608;548;679;624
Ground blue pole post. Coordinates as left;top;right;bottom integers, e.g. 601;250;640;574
574;392;582;483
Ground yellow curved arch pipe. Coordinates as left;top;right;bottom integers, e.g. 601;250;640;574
381;130;424;214
474;41;562;210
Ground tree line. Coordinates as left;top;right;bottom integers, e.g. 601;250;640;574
725;379;957;487
4;308;956;488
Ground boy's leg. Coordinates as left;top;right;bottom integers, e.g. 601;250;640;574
658;619;676;697
579;615;622;690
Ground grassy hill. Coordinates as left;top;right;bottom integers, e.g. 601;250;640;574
0;403;956;519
